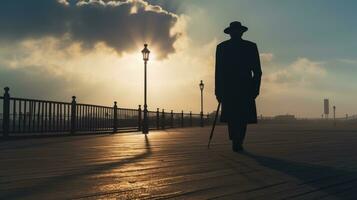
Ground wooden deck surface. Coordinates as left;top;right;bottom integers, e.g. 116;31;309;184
1;124;357;200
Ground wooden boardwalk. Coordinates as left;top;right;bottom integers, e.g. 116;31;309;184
1;124;357;199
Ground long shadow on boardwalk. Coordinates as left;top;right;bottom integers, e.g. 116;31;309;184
0;134;113;151
242;152;357;199
1;135;152;199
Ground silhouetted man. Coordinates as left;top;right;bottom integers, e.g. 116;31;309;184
215;21;262;152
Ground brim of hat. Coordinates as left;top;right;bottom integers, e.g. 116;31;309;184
224;26;248;34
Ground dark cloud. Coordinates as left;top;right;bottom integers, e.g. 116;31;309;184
0;0;181;58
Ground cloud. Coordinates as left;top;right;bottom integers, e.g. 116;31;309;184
0;0;183;58
255;57;330;117
338;59;357;64
265;58;326;85
260;53;274;64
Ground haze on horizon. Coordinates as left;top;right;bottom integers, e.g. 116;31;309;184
0;0;356;118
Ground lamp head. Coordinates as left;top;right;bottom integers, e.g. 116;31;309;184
141;44;150;61
199;80;204;90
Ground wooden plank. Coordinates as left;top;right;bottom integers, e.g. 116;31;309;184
1;124;357;199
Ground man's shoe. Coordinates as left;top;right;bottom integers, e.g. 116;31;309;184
236;145;244;152
232;140;244;152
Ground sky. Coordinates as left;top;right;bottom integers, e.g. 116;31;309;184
0;0;356;118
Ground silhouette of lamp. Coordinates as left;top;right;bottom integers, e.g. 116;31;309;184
199;80;204;127
141;44;150;134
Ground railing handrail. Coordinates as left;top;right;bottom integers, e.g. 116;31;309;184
8;96;205;116
77;103;112;109
118;107;138;111
10;97;71;105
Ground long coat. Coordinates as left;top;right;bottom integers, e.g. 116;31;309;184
215;39;262;124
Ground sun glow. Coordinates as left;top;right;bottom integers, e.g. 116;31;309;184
2;33;215;113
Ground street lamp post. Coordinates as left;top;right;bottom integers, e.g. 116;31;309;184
141;44;150;134
199;80;204;127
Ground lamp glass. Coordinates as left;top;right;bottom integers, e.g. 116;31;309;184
199;80;204;90
141;44;150;61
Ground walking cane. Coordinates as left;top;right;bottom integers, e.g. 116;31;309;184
208;102;221;149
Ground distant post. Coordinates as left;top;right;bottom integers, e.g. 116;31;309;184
170;110;174;128
189;111;192;127
333;105;336;126
113;101;118;133
70;96;77;134
138;105;142;131
156;108;160;130
346;114;348;120
161;109;165;129
3;87;10;138
181;110;184;127
199;80;205;127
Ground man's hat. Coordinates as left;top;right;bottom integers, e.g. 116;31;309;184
224;21;248;34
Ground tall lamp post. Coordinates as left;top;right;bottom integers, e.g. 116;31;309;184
199;80;204;127
141;44;150;134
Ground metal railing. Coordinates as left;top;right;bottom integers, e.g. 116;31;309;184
1;87;210;137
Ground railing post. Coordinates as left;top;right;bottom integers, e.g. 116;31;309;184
170;110;174;128
113;101;118;133
3;87;10;138
70;96;76;134
161;109;165;130
189;111;192;127
181;110;184;127
138;105;142;131
156;108;160;130
200;111;204;127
